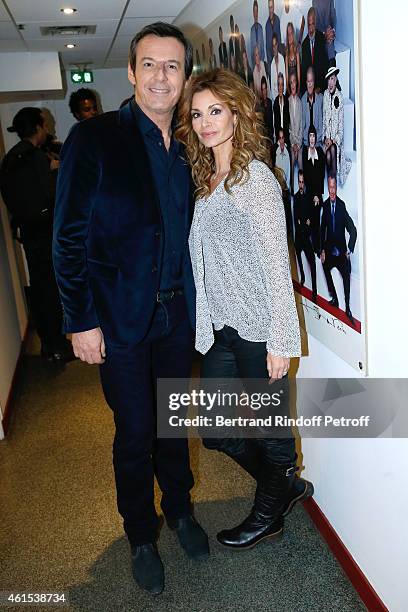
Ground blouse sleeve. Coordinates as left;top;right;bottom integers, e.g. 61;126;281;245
237;162;301;357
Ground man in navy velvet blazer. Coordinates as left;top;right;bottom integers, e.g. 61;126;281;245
53;22;209;596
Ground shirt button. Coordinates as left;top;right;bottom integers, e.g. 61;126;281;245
158;142;162;147
152;266;158;273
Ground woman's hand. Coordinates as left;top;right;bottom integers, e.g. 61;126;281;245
267;354;289;380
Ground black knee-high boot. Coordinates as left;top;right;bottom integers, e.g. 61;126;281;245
216;461;297;549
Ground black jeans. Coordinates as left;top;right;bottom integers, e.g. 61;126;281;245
200;326;296;466
99;294;194;546
23;236;65;350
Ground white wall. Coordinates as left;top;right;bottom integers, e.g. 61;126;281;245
176;1;408;610
0;67;132;151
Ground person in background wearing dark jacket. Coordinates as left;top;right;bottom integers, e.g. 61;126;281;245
294;170;317;300
218;26;229;69
0;107;74;362
320;175;357;323
273;72;290;144
260;76;274;142
68;88;99;122
53;22;209;596
303;124;325;254
300;6;328;95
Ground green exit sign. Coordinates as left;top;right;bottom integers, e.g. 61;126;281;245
70;70;94;84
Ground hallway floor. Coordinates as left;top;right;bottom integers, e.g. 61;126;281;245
0;338;366;611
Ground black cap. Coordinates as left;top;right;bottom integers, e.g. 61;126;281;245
6;107;44;138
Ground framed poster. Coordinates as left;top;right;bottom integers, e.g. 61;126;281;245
190;0;366;372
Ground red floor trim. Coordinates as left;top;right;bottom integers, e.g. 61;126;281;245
1;323;30;437
293;280;362;334
303;498;388;611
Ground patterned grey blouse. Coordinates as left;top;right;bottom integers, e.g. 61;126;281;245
189;159;301;357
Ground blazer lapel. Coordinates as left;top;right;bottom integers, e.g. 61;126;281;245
118;101;161;224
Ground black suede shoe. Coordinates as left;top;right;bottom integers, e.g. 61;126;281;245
131;543;164;595
217;514;283;550
328;297;339;307
167;515;210;560
282;476;314;517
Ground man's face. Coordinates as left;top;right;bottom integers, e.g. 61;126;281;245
309;132;316;148
279;130;285;150
255;46;260;67
37;115;49;145
76;98;98;121
308;12;316;38
290;74;297;96
268;0;274;20
278;76;284;96
328;177;337;201
298;174;305;193
128;35;186;119
272;37;278;59
253;3;258;22
261;82;267;101
306;70;315;96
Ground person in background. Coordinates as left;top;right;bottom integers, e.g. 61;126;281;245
53;22;209;596
234;23;244;75
288;72;303;194
0;107;74;363
301;65;324;151
177;67;313;552
300;6;328;95
265;0;281;67
270;32;286;103
242;48;254;89
250;0;265;66
253;45;269;100
323;66;350;186
313;0;336;63
209;37;217;70
201;42;209;71
218;26;229;69
294;170;317;301
229;14;235;70
303;124;325;254
260;75;274;142
320;175;357;323
273;72;290;144
68;88;99;122
280;0;305;49
285;22;301;95
274;126;291;192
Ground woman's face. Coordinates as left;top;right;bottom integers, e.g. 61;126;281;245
288;23;294;46
191;89;236;150
328;74;337;93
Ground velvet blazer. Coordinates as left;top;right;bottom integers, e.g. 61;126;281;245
53;102;196;345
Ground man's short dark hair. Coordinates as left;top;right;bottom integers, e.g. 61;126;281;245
272;32;278;45
298;169;304;180
261;76;268;88
69;88;97;117
128;22;193;79
253;0;259;10
328;173;337;184
7;107;44;140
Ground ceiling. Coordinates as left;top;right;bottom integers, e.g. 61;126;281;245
0;0;191;70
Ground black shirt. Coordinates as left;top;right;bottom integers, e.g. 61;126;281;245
132;101;189;291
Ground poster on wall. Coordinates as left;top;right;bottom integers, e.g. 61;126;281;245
190;0;365;373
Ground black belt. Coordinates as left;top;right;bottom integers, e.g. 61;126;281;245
156;289;184;302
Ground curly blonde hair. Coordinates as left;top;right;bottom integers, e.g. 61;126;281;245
176;69;271;199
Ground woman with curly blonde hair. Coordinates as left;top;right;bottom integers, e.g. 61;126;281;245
177;69;313;550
